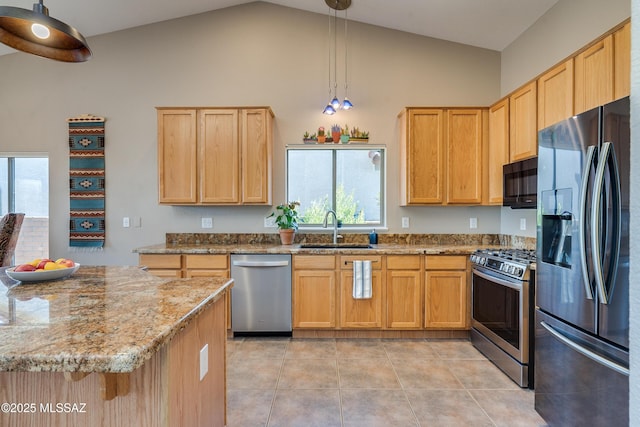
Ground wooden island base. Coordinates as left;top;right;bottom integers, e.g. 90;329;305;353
0;293;227;427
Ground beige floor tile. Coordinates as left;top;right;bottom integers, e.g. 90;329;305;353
285;339;337;359
447;360;519;390
392;358;464;389
226;337;244;360
470;389;548;427
382;339;438;360
234;338;289;359
338;358;401;389
429;340;486;359
336;339;387;359
227;388;274;427
227;357;283;389
268;389;342;427
406;389;495;427
278;358;338;389
341;389;418;427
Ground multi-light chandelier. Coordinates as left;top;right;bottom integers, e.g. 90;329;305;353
323;0;353;115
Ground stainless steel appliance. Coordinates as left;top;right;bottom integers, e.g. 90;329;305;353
470;248;535;388
503;157;537;209
230;254;292;336
535;97;629;426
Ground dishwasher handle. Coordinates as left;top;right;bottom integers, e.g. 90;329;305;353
232;260;290;268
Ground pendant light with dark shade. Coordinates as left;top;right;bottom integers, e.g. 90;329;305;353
0;0;91;62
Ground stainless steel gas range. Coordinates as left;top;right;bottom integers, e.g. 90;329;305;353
470;248;536;388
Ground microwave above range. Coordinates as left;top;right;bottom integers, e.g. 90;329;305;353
503;157;537;209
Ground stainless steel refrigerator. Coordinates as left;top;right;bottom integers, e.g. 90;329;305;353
535;97;629;426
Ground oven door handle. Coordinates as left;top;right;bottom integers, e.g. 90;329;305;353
472;268;523;290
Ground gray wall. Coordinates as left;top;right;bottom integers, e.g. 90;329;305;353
0;1;630;266
0;2;502;265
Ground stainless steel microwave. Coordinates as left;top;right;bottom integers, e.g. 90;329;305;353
503;157;537;209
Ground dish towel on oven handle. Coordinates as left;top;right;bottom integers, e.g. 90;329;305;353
352;260;372;299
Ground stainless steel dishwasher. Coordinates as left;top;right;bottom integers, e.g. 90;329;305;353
230;254;292;336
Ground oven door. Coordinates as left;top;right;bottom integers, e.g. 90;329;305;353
472;267;528;363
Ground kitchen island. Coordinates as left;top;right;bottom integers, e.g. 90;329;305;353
0;266;232;427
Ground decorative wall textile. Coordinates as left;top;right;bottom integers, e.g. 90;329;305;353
67;114;105;249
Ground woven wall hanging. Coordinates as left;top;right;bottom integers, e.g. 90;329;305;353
67;114;106;249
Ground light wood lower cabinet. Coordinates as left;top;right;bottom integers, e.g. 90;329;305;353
386;255;422;329
424;255;470;329
293;255;337;328
339;256;383;328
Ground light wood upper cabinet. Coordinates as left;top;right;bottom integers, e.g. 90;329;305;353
399;109;445;205
488;98;509;205
399;107;485;205
574;35;614;115
158;110;198;204
509;81;537;161
157;107;273;205
538;59;574;130
614;21;630;101
446;109;485;204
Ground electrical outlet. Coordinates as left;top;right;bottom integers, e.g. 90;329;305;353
470;217;478;229
264;216;276;228
199;344;208;381
122;217;130;228
201;217;213;229
520;218;527;231
401;217;410;228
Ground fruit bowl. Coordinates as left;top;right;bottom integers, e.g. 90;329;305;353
5;264;80;283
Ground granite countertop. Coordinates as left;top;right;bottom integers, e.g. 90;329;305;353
134;243;493;256
0;266;232;373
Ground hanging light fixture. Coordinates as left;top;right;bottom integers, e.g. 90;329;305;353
341;5;353;110
0;0;91;62
322;0;352;114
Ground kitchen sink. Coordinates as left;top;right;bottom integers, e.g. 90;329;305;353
299;243;374;249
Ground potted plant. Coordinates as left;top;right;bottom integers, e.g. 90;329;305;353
331;124;341;144
340;124;350;143
317;127;326;143
269;201;301;245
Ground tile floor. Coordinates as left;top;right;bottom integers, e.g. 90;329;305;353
226;337;548;427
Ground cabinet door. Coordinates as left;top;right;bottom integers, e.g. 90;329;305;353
241;109;273;204
446;109;484;204
339;270;383;328
399;109;445;204
574;35;613;114
139;254;183;278
614;22;630;100
386;270;422;329
509;82;537;161
488;98;509;205
199;109;240;204
425;270;468;329
293;270;337;328
538;59;574;130
158;109;197;204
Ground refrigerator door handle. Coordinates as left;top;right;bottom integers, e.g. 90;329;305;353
592;142;620;304
579;145;597;300
540;321;629;376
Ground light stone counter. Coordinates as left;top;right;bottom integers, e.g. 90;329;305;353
0;265;233;373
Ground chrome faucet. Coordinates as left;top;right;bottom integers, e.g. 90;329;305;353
323;210;341;244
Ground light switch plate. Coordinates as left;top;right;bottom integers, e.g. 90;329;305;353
201;217;213;229
401;217;410;228
520;218;527;231
199;344;208;381
132;216;142;228
470;217;478;229
122;217;130;228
